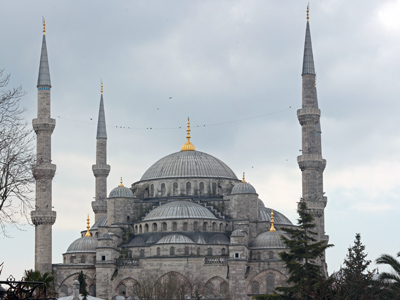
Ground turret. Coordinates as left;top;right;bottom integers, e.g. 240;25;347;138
92;82;110;222
31;19;57;273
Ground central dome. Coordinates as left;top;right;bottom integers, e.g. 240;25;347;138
140;150;238;181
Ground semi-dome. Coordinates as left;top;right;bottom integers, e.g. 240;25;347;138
140;150;238;181
258;204;293;225
251;231;286;249
209;234;230;244
66;236;98;253
143;200;217;221
156;234;195;244
231;229;246;237
231;181;257;195
109;184;134;198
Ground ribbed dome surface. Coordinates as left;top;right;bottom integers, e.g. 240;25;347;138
156;234;194;244
258;205;293;225
251;231;286;249
140;151;238;181
209;234;230;244
66;236;97;253
109;186;134;198
231;182;257;195
143;201;217;221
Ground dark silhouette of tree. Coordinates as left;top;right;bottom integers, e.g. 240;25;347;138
0;69;34;236
23;269;55;298
78;271;88;300
376;251;400;298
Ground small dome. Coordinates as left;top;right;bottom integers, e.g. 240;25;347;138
156;234;194;244
231;182;257;195
231;229;246;237
109;185;134;198
209;234;230;244
258;205;293;225
251;231;286;249
143;201;217;221
66;236;97;253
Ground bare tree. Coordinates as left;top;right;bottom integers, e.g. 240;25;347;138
0;69;34;235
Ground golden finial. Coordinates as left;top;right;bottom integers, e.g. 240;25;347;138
119;177;124;187
270;210;276;231
85;215;91;237
101;79;103;95
181;117;196;151
307;4;309;22
43;17;46;35
242;172;246;183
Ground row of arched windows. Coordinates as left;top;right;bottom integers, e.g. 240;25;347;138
134;221;226;234
137;246;226;257
148;182;220;198
64;255;96;264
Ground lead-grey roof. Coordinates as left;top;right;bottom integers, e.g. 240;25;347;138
96;95;107;139
258;200;293;225
250;230;287;249
231;182;257;195
140;150;238;181
90;215;107;230
109;185;134;198
143;200;217;221
302;21;315;75
209;234;230;244
156;234;195;244
37;35;51;87
66;236;97;253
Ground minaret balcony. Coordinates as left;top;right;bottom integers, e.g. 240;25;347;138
32;118;56;133
92;164;111;177
31;210;57;225
33;163;56;180
297;107;320;125
297;155;326;171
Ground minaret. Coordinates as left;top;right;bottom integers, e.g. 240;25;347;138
297;6;328;244
92;82;110;222
31;19;57;273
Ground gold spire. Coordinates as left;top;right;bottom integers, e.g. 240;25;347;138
307;4;309;22
242;172;246;183
101;80;103;95
315;76;317;87
43;17;46;35
85;215;91;237
119;177;124;187
181;117;196;151
270;210;276;231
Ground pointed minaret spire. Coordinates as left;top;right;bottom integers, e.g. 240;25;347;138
92;81;110;222
32;20;56;274
302;5;315;76
37;18;51;88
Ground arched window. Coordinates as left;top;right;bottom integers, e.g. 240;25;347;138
257;253;261;260
183;222;188;231
252;281;260;294
212;182;217;195
93;256;96;264
212;222;217;231
197;247;200;256
219;223;223;232
266;273;275;294
173;182;178;196
118;284;126;296
70;256;75;263
157;247;161;256
152;223;157;232
139;225;142;234
185;246;189;255
268;251;274;259
199;182;204;195
140;249;145;257
172;222;177;231
162;222;167;231
144;188;149;198
193;221;198;231
186;182;192;195
150;184;154;197
220;282;228;295
80;255;86;263
135;225;138;234
161;183;166;196
63;257;66;263
144;223;149;233
218;185;222;195
170;246;175;256
221;248;226;256
207;247;213;256
203;222;208;231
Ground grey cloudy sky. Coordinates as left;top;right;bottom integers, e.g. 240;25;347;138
2;0;400;279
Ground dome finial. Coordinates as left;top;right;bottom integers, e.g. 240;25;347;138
270;210;276;231
43;17;46;35
306;3;309;22
101;79;103;95
181;117;196;151
119;177;124;187
85;215;91;237
242;172;246;183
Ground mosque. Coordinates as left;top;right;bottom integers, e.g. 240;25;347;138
31;9;328;300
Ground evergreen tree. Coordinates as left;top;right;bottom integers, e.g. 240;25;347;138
275;201;333;300
78;271;89;300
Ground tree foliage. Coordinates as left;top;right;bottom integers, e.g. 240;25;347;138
78;271;89;300
23;269;55;298
0;69;34;235
376;251;400;298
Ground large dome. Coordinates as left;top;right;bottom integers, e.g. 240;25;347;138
140;150;238;181
143;200;217;221
66;236;98;253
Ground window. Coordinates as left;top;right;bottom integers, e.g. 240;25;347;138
80;256;86;263
93;256;96;264
70;256;75;263
172;222;177;231
162;222;167;231
183;222;188;231
161;183;166;196
101;255;106;261
170;246;175;256
139;225;142;234
234;253;239;259
197;247;200;256
186;182;192;195
212;222;217;231
266;274;275;294
140;249;145;257
207;247;213;256
145;223;149;233
193;222;198;231
212;182;217;195
185;246;189;255
268;251;274;259
157;247;161;256
150;184;154;197
221;248;226;256
252;281;260;294
173;182;178;196
257;253;261;260
152;223;157;232
199;182;204;195
219;223;223;232
203;222;208;231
